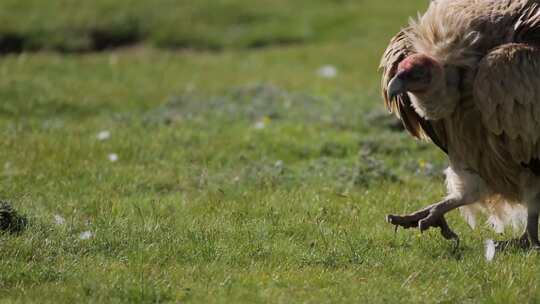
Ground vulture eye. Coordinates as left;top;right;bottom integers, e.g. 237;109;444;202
409;68;429;81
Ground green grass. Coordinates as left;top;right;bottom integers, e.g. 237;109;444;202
0;1;538;303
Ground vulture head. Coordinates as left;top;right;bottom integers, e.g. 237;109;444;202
388;54;460;120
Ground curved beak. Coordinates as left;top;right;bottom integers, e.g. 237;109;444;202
387;75;406;100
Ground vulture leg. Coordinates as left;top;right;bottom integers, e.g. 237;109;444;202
387;197;472;242
386;200;461;240
526;209;540;249
494;234;529;250
386;204;435;229
417;198;469;233
388;168;484;242
495;208;540;250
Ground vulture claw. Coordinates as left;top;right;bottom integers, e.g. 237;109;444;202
387;209;459;246
419;215;459;242
495;233;531;251
385;216;400;234
386;212;427;229
496;211;540;251
452;237;460;251
437;216;459;242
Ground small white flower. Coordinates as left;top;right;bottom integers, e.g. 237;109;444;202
254;121;266;130
485;239;496;262
54;214;65;225
108;153;119;162
317;65;338;78
108;55;118;66
185;82;196;93
254;117;271;130
79;231;93;240
275;160;284;168
97;130;111;141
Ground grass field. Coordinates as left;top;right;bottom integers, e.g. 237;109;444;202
1;1;539;303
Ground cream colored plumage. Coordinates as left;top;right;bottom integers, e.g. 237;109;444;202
381;0;540;248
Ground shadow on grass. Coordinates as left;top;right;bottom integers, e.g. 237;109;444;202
0;20;142;55
0;22;307;55
0;33;25;54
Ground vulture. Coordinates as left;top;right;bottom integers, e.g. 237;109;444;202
380;0;540;249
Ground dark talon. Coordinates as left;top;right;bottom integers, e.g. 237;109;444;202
387;211;460;245
418;219;428;232
497;209;540;251
452;237;460;251
386;214;422;229
495;233;530;251
437;216;459;241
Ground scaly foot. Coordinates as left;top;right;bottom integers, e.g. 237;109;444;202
387;206;459;243
495;233;540;251
386;208;430;230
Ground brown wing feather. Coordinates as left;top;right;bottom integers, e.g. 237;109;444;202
380;29;448;154
474;43;540;164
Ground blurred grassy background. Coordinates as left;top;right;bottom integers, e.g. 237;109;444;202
0;0;424;52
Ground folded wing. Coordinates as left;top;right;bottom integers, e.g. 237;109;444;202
474;43;540;164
